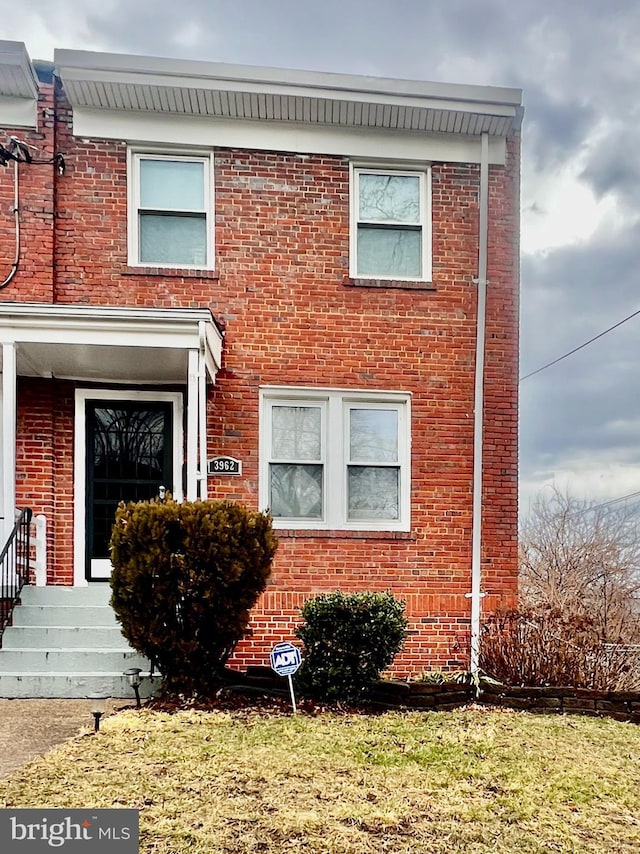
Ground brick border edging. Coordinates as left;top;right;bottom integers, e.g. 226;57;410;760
371;679;473;710
232;668;474;709
223;669;640;723
477;683;640;723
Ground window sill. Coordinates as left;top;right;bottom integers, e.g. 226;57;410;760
344;277;435;291
122;266;219;280
275;529;415;540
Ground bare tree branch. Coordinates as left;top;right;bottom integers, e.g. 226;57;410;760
519;487;640;643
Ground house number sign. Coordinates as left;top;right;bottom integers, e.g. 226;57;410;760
207;456;242;476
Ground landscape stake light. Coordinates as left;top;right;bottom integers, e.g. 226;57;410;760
124;667;143;708
88;694;107;733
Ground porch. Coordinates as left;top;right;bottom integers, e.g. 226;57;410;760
0;303;223;697
0;302;223;585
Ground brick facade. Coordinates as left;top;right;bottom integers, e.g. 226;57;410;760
0;56;520;675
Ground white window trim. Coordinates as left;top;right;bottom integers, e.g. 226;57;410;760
127;148;214;270
349;163;432;283
260;387;411;532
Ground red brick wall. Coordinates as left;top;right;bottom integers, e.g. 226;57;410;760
6;78;519;674
0;84;55;302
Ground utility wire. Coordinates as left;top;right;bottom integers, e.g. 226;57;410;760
565;490;640;519
519;305;640;382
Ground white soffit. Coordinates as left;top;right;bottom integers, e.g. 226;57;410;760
0;304;223;382
0;41;39;129
55;49;523;139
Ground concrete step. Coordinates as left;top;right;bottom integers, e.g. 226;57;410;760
1;625;127;649
0;649;150;672
20;585;112;606
12;605;119;627
0;672;160;699
0;585;157;698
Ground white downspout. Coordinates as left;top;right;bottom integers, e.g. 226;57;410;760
470;132;489;676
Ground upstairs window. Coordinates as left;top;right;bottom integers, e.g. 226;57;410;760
351;166;431;281
260;388;411;531
129;152;213;268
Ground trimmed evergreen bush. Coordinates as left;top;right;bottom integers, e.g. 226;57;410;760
295;591;408;703
110;498;277;696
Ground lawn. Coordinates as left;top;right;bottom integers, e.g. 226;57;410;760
0;705;639;853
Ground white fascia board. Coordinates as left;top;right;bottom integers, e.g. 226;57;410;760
72;109;507;165
0;302;215;324
60;66;520;119
0;95;37;129
202;321;223;376
0;303;223;351
55;49;522;111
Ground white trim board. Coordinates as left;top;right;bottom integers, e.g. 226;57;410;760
71;109;508;166
0;95;37;129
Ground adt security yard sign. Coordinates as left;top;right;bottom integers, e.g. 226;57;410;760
270;642;301;676
270;642;302;712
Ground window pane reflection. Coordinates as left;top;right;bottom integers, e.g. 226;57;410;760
350;408;398;462
270;463;323;518
348;466;399;520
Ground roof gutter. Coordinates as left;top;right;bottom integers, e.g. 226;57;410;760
469;132;489;675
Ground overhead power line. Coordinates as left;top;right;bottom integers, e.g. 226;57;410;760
566;489;640;519
519;305;640;382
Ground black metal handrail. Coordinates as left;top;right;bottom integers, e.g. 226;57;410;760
0;508;33;636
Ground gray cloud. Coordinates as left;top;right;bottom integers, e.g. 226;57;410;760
520;218;640;492
580;126;640;207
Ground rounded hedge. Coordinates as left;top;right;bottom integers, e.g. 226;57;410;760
110;498;277;696
295;591;408;704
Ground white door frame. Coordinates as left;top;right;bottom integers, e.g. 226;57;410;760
73;389;184;586
1;343;16;547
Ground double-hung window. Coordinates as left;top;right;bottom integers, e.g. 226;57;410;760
129;152;213;268
351;166;431;281
261;388;411;531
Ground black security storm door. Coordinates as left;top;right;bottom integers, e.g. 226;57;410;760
85;400;172;580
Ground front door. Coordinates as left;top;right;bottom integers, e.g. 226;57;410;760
85;400;173;581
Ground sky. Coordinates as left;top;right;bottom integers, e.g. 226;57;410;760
3;0;640;516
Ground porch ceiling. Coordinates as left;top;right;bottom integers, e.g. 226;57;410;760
0;304;223;383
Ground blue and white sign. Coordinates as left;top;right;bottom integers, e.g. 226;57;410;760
270;642;302;677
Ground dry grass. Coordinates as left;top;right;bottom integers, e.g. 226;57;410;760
1;705;639;853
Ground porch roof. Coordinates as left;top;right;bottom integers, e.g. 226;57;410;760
0;303;223;383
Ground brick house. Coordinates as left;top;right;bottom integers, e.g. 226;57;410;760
0;41;522;696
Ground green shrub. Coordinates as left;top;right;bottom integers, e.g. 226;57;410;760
110;498;277;696
295;591;408;703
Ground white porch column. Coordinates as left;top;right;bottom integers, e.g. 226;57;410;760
2;342;16;546
186;349;199;501
198;348;208;500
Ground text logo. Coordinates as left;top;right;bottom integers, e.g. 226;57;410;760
270;641;302;676
0;809;138;852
